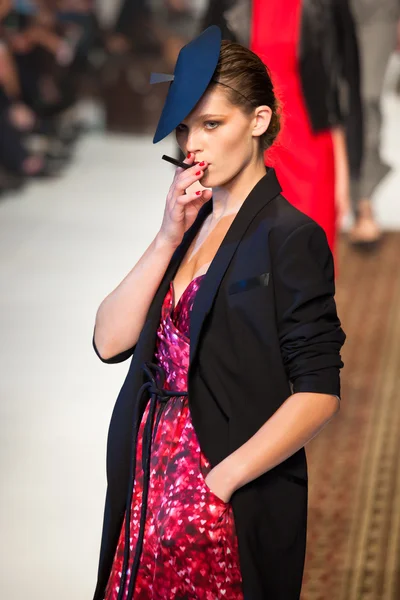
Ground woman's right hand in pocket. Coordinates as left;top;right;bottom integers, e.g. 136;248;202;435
158;153;212;249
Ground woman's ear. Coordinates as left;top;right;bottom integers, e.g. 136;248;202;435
252;105;272;140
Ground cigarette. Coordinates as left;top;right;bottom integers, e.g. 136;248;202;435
162;154;192;170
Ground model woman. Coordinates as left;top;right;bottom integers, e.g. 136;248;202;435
349;0;399;247
92;26;345;600
251;0;362;254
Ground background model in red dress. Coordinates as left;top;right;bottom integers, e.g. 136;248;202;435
251;0;336;252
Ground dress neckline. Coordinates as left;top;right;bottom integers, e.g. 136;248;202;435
171;274;206;312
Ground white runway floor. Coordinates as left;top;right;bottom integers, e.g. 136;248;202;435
1;81;400;598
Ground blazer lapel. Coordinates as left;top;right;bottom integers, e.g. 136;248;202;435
189;168;282;366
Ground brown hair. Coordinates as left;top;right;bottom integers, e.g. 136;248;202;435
209;40;281;152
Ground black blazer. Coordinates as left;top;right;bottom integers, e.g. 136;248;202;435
92;169;345;600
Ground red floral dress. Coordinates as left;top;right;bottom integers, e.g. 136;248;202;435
105;275;244;599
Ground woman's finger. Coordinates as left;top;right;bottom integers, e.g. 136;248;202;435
174;162;208;194
173;152;195;178
175;188;209;207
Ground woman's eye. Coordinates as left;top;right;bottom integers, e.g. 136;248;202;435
205;121;219;130
176;122;219;133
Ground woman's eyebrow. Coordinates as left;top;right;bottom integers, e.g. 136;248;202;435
197;113;226;120
180;113;226;125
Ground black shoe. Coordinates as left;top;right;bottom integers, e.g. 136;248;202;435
349;236;383;252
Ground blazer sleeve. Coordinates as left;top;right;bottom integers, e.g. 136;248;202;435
92;328;136;364
273;222;346;397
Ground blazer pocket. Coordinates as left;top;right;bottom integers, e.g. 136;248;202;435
228;272;270;295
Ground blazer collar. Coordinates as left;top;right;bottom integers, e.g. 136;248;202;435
147;167;282;366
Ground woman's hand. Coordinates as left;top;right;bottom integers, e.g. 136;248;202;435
157;153;212;249
335;168;351;230
204;463;237;504
331;126;351;229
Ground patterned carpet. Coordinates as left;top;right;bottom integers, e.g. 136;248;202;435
301;233;400;600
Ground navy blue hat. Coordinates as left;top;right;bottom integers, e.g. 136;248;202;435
150;26;222;144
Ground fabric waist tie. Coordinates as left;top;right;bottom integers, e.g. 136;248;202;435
117;361;188;600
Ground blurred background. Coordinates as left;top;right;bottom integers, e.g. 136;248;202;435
0;1;399;599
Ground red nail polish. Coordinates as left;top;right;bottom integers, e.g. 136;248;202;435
199;161;205;167
187;152;192;158
196;191;202;195
196;171;201;176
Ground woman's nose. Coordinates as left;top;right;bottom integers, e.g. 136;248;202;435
186;132;202;156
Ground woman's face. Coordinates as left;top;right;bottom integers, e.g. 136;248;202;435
175;87;269;189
